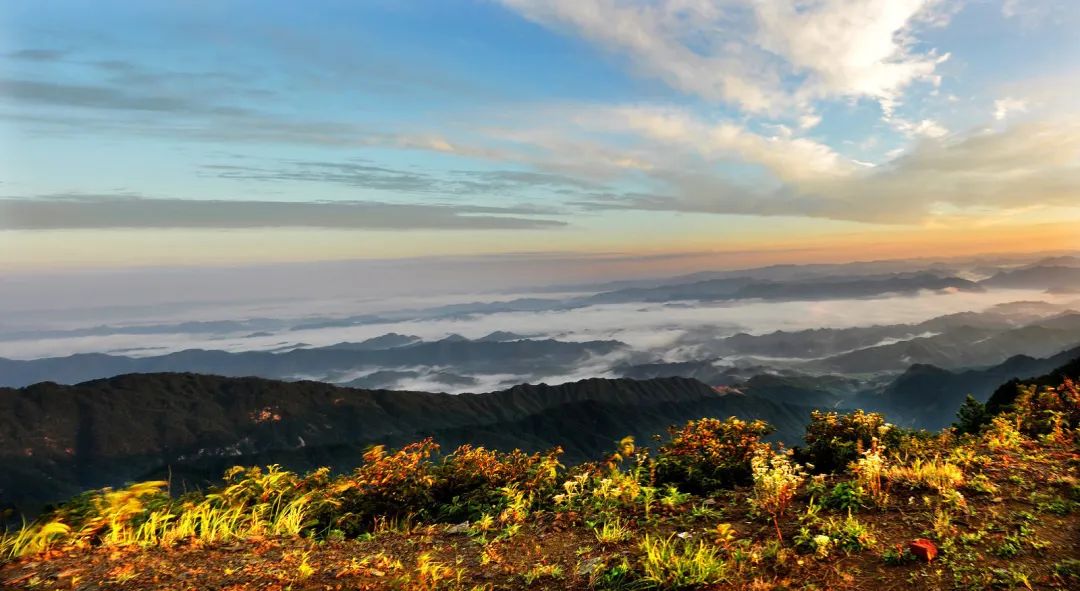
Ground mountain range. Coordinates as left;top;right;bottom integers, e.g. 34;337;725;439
0;374;812;514
6;339;1080;515
0;337;625;389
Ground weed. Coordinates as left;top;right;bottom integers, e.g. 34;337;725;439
994;533;1023;558
750;448;805;542
594;516;633;544
521;563;563;584
882;545;917;565
638;534;728;589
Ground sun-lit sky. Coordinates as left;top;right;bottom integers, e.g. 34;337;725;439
1;0;1078;275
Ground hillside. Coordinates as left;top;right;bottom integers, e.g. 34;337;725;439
2;370;1078;590
856;344;1080;429
0;374;813;514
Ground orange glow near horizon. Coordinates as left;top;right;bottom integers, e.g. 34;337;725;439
2;218;1076;279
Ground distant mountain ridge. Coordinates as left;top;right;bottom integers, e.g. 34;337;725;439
843;345;1080;429
0;337;626;388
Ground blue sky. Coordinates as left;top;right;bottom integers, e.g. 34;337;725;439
1;0;1078;271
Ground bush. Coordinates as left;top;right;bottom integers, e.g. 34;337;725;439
431;445;562;521
326;439;440;534
1013;379;1080;441
799;410;899;473
655;417;773;493
822;481;866;511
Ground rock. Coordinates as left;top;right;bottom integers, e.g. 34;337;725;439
577;556;606;577
909;538;938;562
446;521;471;534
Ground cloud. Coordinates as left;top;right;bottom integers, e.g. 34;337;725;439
6;49;68;62
0;78;251;116
204;161;597;198
567;114;1080;224
497;0;951;117
1001;0;1073;26
568;105;855;182
993;97;1027;121
891;117;950;138
0;195;566;230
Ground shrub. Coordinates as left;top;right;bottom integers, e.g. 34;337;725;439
822;481;866;511
826;513;875;552
1013;379;1080;441
326;439;440;534
984;415;1024;451
799;410;898;473
655;417;773;492
431;445;562;521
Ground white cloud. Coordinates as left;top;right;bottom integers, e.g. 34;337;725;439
993;97;1027;121
753;0;950;108
498;0;952;118
572;105;855;183
891;117;950;138
799;113;823;130
1001;0;1071;26
558;110;1080;223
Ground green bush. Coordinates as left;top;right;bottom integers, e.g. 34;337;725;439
798;410;901;473
655;417;773;493
822;481;866;511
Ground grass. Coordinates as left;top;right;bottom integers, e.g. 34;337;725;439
594;516;633;543
885;457;965;493
638;534;728;589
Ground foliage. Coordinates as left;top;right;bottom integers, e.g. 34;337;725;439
1012;379;1080;441
822;481;866;511
431;444;562;521
594;516;633;543
655;417;773;493
953;395;989;435
799;410;899;473
328;440;441;534
750;447;806;541
851;437;888;504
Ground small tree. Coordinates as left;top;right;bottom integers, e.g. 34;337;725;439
953;395;988;435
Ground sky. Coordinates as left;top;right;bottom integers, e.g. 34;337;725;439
1;0;1079;277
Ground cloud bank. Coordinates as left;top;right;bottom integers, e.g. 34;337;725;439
0;195;565;230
